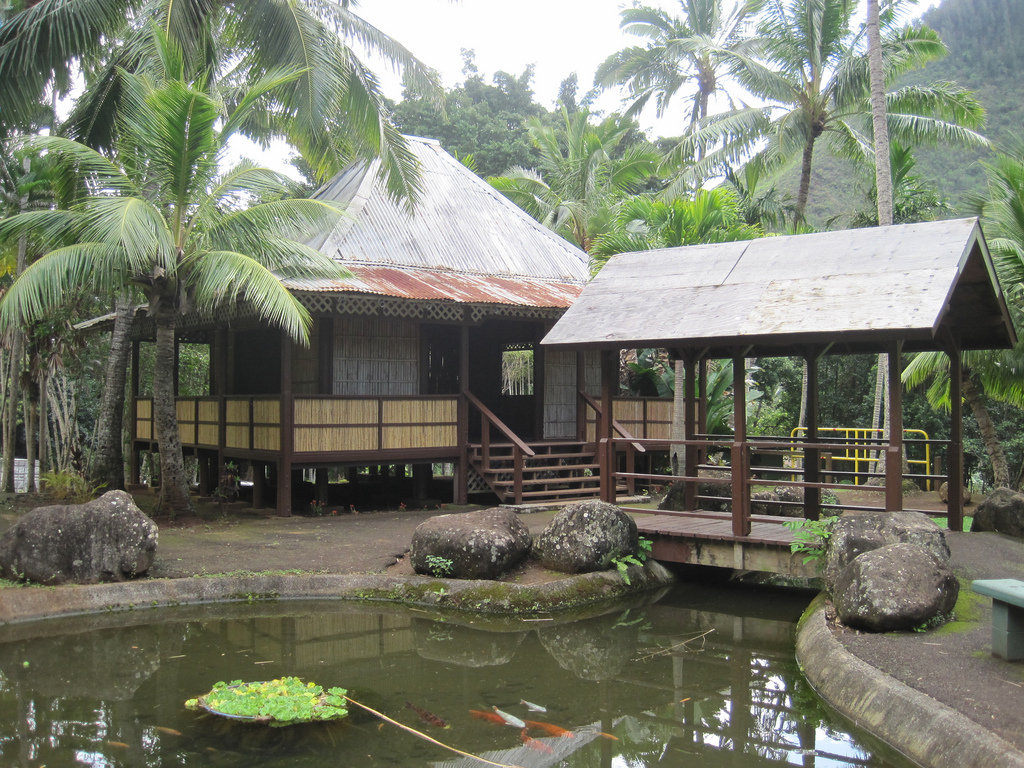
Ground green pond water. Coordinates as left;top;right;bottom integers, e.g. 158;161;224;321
0;582;911;767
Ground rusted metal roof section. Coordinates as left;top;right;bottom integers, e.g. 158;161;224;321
542;218;1017;356
289;265;582;307
293;136;590;306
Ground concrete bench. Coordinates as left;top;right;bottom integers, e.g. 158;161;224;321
972;579;1024;661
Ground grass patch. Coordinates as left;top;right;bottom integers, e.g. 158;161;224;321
933;583;985;636
930;516;974;531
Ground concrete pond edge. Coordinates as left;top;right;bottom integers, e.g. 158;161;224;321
0;560;676;626
795;593;1024;768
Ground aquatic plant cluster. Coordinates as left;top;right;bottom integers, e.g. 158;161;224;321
186;677;348;726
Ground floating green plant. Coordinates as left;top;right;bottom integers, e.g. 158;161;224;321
186;677;348;726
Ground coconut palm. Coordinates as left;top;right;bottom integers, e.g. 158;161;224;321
0;56;349;517
0;0;437;200
668;0;987;219
595;0;764;128
902;138;1024;489
488;108;662;252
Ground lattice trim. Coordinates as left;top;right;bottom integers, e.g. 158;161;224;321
467;466;490;494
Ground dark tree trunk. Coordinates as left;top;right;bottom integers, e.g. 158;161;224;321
962;373;1011;488
89;294;134;491
153;316;192;518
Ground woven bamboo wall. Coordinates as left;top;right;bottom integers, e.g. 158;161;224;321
225;398;251;450
292;397;458;453
543;349;576;439
253;426;280;451
295;398;376;425
135;399;152;440
294;426;377;452
253;400;280;425
176;400;196;444
333;317;418;396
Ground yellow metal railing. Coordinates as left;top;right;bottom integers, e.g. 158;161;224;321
789;427;932;489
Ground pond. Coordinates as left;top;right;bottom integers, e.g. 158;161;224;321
0;582;910;767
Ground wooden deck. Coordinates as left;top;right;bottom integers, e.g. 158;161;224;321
626;508;815;578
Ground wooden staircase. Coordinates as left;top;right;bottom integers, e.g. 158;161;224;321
468;440;627;505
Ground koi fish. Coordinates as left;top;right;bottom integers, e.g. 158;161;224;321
597;732;619;740
520;729;554;754
491;706;526;729
520;699;547;713
106;741;129;749
469;709;507;725
405;701;449;728
523;719;575;738
154;727;182;737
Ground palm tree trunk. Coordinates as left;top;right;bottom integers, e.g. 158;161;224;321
2;232;27;492
794;137;816;225
39;371;49;474
962;373;1011;488
89;294;134;490
671;360;686;475
867;0;893;228
798;359;809;428
153;317;192;518
24;383;36;492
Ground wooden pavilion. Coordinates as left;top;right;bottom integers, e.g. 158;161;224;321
542;218;1016;570
128;136;672;514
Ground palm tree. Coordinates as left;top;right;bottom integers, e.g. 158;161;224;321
903;138;1024;489
595;0;763;128
671;0;988;220
488;108;662;252
0;57;349;517
0;0;437;200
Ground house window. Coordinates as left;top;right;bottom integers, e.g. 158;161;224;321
502;345;534;396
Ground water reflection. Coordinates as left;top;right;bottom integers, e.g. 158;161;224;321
0;584;908;767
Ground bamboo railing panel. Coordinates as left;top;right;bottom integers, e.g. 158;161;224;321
294;426;377;453
135;399;153;440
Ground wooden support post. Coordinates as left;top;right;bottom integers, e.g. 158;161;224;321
683;354;698;511
413;463;430;501
315;467;328;505
277;332;294;516
317;317;334;395
576;350;587;442
130;340;141;485
804;350;821;521
698;360;708;465
947;338;964;531
885;341;904;513
731;351;750;537
455;319;470;505
252;461;267;509
599;350;617;503
197;453;212;497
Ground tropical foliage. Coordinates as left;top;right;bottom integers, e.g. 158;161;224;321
0;55;348;515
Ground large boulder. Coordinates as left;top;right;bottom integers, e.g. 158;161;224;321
534;500;638;574
0;490;158;585
971;488;1024;537
833;543;959;632
824;511;950;589
410;508;530;580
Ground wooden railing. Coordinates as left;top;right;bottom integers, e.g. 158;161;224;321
579;391;646;496
607;434;956;537
464;390;535;504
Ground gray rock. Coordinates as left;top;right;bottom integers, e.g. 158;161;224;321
751;490;783;516
937;481;971;505
534;500;638;574
410;508;530;580
833;543;959;632
971;488;1024;537
0;490;158;585
824;511;950;589
539;613;635;680
414;618;526;667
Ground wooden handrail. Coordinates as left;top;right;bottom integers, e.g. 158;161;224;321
462;391;535;457
578;391;646;452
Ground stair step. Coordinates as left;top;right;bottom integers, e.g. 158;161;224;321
491;477;601;489
480;464;599;475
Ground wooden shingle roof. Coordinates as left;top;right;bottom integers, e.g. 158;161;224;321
541;218;1016;356
289;136;590;309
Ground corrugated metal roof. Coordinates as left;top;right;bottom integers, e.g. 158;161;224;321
542;218;1016;356
298;136;590;307
287;265;583;307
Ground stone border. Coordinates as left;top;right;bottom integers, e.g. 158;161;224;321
0;561;675;625
796;593;1024;768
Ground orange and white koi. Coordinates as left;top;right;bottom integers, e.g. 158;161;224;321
520;728;554;754
520;699;547;713
523;719;575;738
469;709;507;725
491;706;526;729
154;727;182;737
